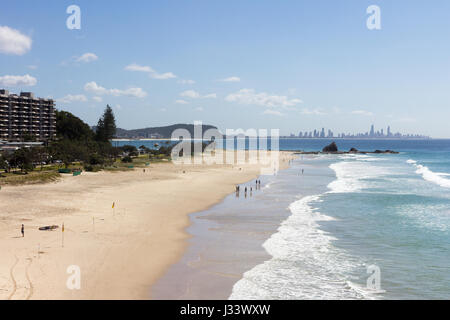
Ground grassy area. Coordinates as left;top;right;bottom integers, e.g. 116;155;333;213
0;155;172;185
103;155;171;172
0;170;61;186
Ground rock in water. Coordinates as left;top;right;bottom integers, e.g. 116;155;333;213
323;142;338;152
349;147;358;153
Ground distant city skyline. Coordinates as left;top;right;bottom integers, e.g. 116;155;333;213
287;125;430;139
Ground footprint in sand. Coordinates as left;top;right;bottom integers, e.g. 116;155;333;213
7;256;34;300
7;256;19;300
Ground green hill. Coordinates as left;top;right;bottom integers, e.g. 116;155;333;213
111;124;218;139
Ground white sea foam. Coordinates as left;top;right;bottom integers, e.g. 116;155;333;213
438;173;450;177
229;195;370;300
328;161;388;193
407;159;450;189
338;154;385;162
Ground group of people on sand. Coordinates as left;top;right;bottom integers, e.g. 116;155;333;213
235;180;262;198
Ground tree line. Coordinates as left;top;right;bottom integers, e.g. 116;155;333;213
1;105;138;173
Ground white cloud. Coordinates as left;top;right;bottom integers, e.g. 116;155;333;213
117;87;147;98
178;79;195;85
180;90;216;99
124;63;154;73
225;89;302;108
351;110;374;116
125;63;176;80
195;107;204;111
0;26;32;55
76;53;98;63
0;74;37;87
150;72;176;80
301;108;327;115
58;94;88;104
263;109;284;116
84;81;147;98
180;90;200;99
175;99;189;104
84;82;108;95
92;96;103;102
27;65;38;70
220;76;241;82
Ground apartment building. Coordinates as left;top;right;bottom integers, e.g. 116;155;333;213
0;90;56;141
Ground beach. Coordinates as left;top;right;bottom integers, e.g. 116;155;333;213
0;152;294;300
152;154;333;299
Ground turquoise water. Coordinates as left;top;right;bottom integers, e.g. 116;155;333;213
123;138;450;299
322;151;450;299
229;139;450;300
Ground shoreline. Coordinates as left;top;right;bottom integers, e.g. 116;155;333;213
0;151;295;300
151;154;332;299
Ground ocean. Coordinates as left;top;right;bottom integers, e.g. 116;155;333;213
148;139;450;300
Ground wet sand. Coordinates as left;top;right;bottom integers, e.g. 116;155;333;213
151;155;332;299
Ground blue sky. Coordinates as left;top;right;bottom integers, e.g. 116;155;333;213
1;0;450;137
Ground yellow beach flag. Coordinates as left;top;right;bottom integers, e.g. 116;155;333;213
112;202;115;209
62;223;65;232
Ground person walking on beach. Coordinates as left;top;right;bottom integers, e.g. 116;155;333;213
21;224;24;238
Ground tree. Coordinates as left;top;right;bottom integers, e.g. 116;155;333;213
50;139;90;168
0;154;10;173
95;105;116;142
121;156;133;163
56;110;94;142
10;148;34;172
121;145;138;155
50;108;118;170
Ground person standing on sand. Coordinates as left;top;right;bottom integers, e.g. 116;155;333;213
21;224;24;237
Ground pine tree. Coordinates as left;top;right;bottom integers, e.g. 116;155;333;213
96;105;117;142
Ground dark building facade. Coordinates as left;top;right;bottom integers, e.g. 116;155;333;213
0;90;56;141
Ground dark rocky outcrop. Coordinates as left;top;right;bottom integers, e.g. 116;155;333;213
293;146;398;155
322;142;338;153
374;149;398;154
